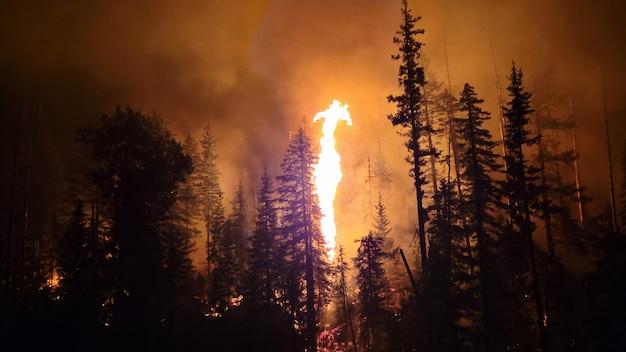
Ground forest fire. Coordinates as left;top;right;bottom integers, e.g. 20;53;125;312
2;0;625;351
313;100;352;260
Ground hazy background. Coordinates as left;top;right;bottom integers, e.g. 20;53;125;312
1;0;625;267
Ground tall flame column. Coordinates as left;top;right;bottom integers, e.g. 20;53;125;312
313;100;352;260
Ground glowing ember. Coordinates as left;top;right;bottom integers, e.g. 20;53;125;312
313;100;352;260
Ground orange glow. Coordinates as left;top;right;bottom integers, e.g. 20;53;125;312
313;100;352;260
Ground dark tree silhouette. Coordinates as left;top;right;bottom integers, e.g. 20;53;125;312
387;0;431;275
276;126;329;352
456;83;503;350
198;123;226;302
354;232;389;351
427;178;460;351
78;107;192;346
501;65;548;350
372;192;392;253
247;167;278;305
334;246;358;352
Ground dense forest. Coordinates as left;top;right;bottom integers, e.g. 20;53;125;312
1;1;625;351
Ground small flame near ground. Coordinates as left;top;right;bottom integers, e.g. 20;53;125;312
313;100;352;261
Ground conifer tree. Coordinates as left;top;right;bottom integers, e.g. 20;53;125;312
276;126;329;352
230;181;249;279
387;0;431;274
199;124;225;297
354;232;389;351
456;83;502;349
502;64;548;350
334;246;357;351
78;107;192;341
372;193;392;253
427;178;463;351
247;167;278;305
159;138;201;330
209;184;248;312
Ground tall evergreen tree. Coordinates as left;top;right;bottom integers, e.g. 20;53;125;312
334;246;358;352
247;168;278;305
199;123;225;300
456;83;503;350
78;107;192;345
387;0;431;275
276;126;330;352
159;136;201;332
427;178;464;351
230;181;249;272
372;193;392;253
502;65;548;350
209;184;248;312
354;232;389;351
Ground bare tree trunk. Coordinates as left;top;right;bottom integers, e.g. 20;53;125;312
569;99;585;224
602;77;619;233
399;248;419;299
490;45;513;227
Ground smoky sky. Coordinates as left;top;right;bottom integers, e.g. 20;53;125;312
2;0;626;263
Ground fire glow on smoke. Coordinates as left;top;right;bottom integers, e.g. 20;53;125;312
313;100;352;261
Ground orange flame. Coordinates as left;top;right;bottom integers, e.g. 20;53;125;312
313;100;352;260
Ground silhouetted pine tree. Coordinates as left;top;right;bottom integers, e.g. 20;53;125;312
334;246;358;351
354;232;389;351
456;83;503;350
427;178;460;351
371;192;405;311
210;184;248;312
372;193;392;254
502;65;548;350
387;0;431;275
199;123;226;301
78;107;192;346
230;181;249;281
159;137;201;332
276;126;329;352
247;167;278;305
